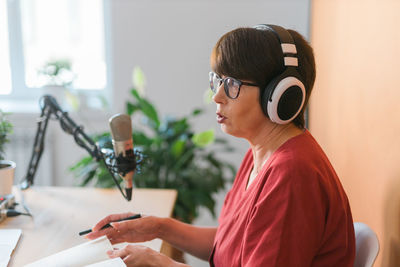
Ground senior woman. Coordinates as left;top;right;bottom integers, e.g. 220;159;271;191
87;24;355;267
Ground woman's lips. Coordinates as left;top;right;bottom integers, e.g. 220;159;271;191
216;113;227;123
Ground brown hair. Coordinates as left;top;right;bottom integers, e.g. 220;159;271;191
211;27;316;129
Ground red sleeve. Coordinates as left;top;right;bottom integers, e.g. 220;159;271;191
241;163;327;266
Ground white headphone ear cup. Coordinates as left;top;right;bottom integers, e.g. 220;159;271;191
261;75;280;117
267;76;305;124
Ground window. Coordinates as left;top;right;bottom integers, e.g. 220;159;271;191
1;0;109;99
0;0;12;95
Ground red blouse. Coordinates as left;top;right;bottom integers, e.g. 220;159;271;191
210;130;355;267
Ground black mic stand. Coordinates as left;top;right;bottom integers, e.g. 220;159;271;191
20;95;141;201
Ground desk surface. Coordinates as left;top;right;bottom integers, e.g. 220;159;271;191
0;186;177;266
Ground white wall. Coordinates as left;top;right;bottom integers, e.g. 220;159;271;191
6;1;310;266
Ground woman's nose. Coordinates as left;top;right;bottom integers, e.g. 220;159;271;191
212;84;226;103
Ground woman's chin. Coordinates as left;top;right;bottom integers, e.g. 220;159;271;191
220;125;239;137
220;124;230;134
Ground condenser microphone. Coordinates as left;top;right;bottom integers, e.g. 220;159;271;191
109;114;135;201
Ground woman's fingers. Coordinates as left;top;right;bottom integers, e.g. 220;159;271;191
108;245;162;266
85;212;136;240
92;212;134;232
108;235;128;245
109;219;135;232
107;247;129;259
111;215;153;232
87;214;159;245
85;226;117;240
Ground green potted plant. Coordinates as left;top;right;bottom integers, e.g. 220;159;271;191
70;89;235;222
0;109;15;196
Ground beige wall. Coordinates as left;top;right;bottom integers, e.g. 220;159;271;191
309;0;400;266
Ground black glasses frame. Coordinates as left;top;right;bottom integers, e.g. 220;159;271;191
209;72;259;99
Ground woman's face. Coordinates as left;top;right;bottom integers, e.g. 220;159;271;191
212;75;267;139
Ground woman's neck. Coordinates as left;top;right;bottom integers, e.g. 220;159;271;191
248;123;304;175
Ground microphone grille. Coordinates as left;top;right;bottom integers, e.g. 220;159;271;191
109;114;133;141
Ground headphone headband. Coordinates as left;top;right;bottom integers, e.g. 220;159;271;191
254;24;298;67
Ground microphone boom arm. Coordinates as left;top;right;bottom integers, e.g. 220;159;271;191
20;95;138;201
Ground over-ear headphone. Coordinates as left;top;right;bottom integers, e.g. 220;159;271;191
254;24;306;124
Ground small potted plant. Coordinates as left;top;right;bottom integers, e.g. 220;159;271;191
0;109;15;196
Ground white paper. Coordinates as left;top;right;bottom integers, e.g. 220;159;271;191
25;236;115;267
85;257;126;267
0;229;22;267
0;229;22;248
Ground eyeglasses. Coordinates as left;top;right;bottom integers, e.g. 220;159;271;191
209;72;258;99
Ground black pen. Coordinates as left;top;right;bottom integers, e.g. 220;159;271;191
79;214;141;236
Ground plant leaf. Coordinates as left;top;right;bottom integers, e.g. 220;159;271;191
192;129;215;147
126;102;141;116
171;139;185;158
132;66;146;96
130;89;160;128
191;108;203;117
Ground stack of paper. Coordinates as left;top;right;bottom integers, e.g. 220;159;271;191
0;229;22;267
25;236;126;267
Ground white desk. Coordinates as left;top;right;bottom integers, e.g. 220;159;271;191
0;186;177;266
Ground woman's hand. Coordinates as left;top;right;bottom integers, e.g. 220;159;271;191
107;245;189;267
86;212;162;244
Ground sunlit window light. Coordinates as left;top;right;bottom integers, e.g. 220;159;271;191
0;0;12;95
20;0;106;90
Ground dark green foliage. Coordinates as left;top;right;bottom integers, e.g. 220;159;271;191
70;89;236;223
0;110;13;161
